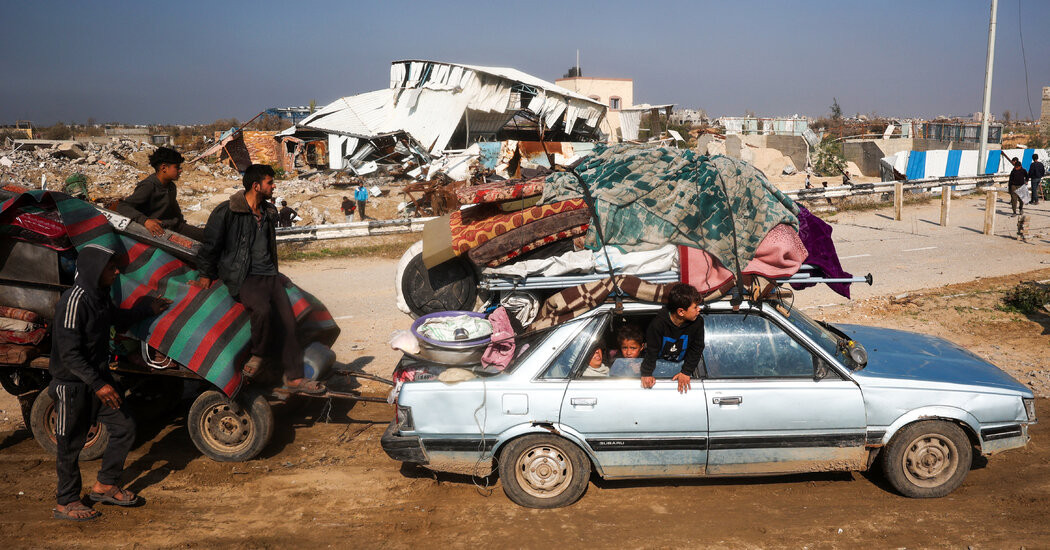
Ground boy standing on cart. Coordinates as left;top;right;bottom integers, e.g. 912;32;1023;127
50;244;170;521
195;164;325;395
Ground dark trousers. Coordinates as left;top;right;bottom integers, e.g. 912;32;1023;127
238;274;304;380
1032;178;1042;203
50;381;135;506
356;199;366;219
1009;186;1024;214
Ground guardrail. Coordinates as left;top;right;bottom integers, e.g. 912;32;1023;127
276;174;1015;243
275;216;435;243
783;173;1009;201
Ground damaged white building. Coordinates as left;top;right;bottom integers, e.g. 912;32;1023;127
280;60;609;176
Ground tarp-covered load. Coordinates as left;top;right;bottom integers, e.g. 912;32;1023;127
0;190;339;396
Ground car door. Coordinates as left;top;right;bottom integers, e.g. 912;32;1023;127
558;315;709;478
702;311;868;475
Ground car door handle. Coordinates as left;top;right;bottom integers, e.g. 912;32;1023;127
571;397;597;407
712;396;743;406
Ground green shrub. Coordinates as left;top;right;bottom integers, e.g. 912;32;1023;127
1000;282;1050;314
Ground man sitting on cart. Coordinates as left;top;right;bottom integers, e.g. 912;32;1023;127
195;164;325;395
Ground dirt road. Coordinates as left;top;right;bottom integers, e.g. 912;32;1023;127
2;207;1050;547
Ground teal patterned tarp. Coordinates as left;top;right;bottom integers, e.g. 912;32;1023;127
542;144;799;272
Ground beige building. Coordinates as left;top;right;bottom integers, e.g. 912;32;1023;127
555;76;633;141
1042;86;1050;128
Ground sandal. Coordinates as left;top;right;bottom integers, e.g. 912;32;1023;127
53;501;101;522
89;486;142;507
280;377;326;395
242;355;264;379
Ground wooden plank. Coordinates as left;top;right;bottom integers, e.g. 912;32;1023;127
940;185;951;226
894;182;903;221
983;189;997;235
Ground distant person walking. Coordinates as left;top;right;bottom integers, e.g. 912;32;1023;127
354;184;369;220
116;147;205;241
278;200;297;228
1008;157;1027;216
341;196;356;223
1028;153;1044;205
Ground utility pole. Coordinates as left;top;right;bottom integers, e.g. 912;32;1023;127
576;49;580;76
977;0;998;175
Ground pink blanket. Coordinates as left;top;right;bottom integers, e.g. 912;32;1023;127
680;224;807;293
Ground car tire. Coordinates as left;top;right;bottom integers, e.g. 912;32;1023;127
187;389;273;462
882;420;972;498
399;249;478;318
498;434;590;509
29;390;110;461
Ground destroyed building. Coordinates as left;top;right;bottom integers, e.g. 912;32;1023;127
278;60;609;177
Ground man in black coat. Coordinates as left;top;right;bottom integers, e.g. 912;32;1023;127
195;164;324;394
116;147;205;241
50;244;170;521
1028;153;1045;205
1008;157;1027;215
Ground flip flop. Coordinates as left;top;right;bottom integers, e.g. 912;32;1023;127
280;378;327;395
89;487;142;507
53;502;101;522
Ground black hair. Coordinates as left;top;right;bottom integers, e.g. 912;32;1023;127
1034;154;1040;160
281;200;288;206
148;147;184;171
243;164;275;190
617;324;644;345
667;282;701;313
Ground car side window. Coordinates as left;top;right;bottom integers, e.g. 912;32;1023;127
540;318;603;380
703;313;816;378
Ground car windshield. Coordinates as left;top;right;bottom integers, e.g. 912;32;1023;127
776;304;863;370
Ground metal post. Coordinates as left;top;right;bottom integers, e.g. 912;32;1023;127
940;185;951;226
977;0;998;174
894;182;903;220
983;189;997;235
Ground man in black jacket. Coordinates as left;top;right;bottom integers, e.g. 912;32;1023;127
1008;157;1027;215
115;147;205;241
641;283;704;394
50;244;169;521
196;164;324;394
1029;153;1045;205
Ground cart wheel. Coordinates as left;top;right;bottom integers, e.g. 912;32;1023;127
17;391;38;431
29;390;110;461
187;389;273;462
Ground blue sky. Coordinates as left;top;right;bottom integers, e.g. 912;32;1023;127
1;0;1047;125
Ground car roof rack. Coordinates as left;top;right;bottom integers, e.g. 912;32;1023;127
480;264;872;292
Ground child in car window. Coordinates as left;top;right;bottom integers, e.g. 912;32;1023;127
610;324;645;377
641;283;704;393
581;348;610;377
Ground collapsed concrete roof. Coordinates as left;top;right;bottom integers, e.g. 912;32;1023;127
284;60;609;171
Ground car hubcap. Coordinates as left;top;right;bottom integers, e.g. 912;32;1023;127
515;444;572;498
902;433;959;488
201;403;253;450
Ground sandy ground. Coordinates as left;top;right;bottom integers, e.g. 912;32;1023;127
1;202;1049;548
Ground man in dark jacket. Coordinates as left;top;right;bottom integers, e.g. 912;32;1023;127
50;244;170;521
1028;153;1045;205
196;164;324;394
277;200;297;228
1008;157;1027;215
115;147;205;241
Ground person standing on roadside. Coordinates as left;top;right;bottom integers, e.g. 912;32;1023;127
354;183;369;220
341;196;356;223
278;200;297;228
116;147;205;241
195;164;325;395
49;244;170;521
1028;153;1044;205
1008;157;1027;216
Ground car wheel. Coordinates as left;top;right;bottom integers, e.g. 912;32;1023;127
29;390;110;461
498;434;590;509
882;420;972;498
187;389;273;462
